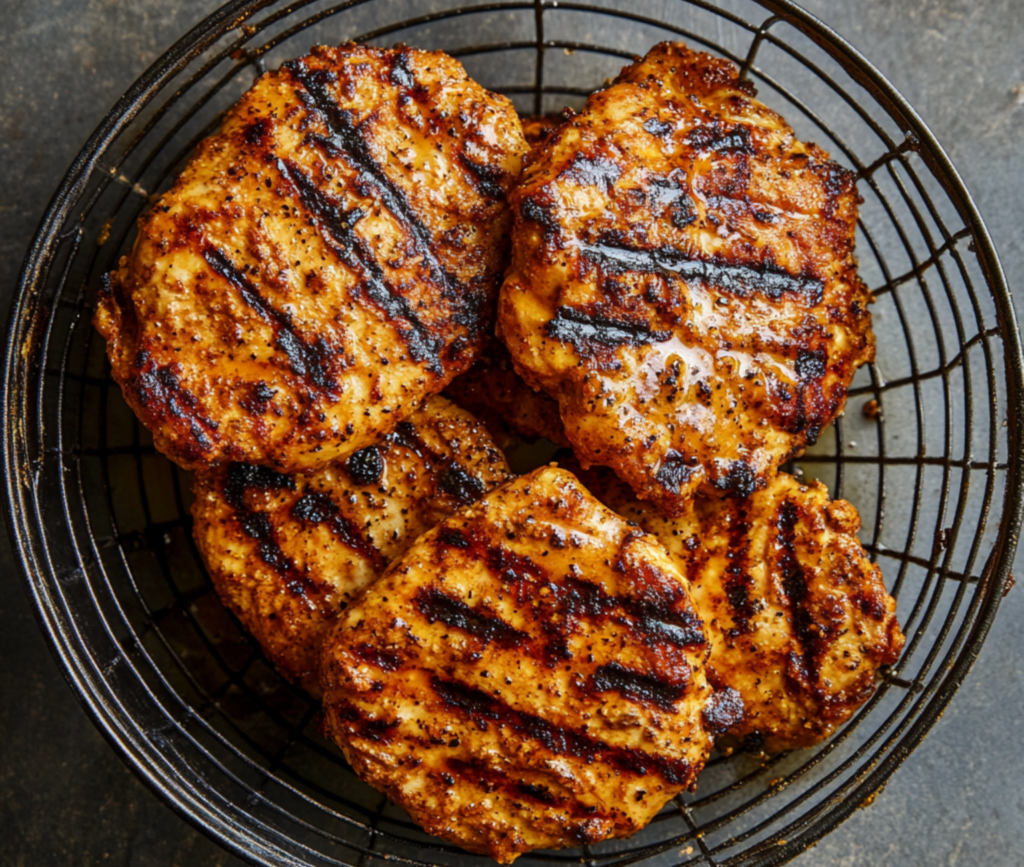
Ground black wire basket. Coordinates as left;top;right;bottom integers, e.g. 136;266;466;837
5;1;1023;865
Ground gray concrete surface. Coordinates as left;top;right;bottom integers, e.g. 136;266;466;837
1;1;1022;865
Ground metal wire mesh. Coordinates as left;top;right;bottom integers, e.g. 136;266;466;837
4;1;1022;866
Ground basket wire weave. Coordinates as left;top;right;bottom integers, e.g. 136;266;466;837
4;1;1023;866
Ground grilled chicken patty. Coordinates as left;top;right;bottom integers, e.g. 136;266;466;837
96;44;527;472
320;467;733;862
579;464;904;752
499;42;873;517
191;396;510;695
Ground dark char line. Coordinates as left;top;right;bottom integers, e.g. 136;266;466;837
545;306;673;351
223;463;320;596
580;241;824;304
722;504;757;636
274;157;444;372
286;62;438;266
702;686;744;736
203;246;341;392
776;499;821;687
587;660;690;711
486;543;706;650
291;490;386;571
415;586;529;647
445;758;611;827
285;62;459;295
388;420;489;505
431;675;693;786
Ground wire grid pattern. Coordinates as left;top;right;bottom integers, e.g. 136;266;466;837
4;1;1022;866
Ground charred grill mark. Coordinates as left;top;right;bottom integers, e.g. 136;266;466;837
389;50;416;88
352;642;402;672
285;62;455;293
617;576;707;648
685;124;753;154
425;535;704;670
795;348;827;382
580;242;824;304
487;543;705;649
645;173;695;228
723;504;756;636
430;676;693;785
516;782;560;805
784;348;831;445
559;153;622;191
776;499;822;691
643;117;673;137
545;306;672;352
439;529;471;549
223;462;296;508
587;661;689;711
126;353;220;455
387;419;493;504
274;158;444;372
291;490;386;571
222;464;320;596
655;450;697;496
712;460;759;499
244;117;268;146
487;544;549;584
519;196;557;232
852;588;887;622
415;587;529;647
388;420;429;459
460;156;508;199
445;758;609;821
702;686;744;736
239;381;277;416
436;461;487;505
345;445;385;487
202;246;342;392
333;701;401;743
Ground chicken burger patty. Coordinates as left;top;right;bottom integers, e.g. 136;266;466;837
97;43;527;472
499;42;873;517
320;466;736;862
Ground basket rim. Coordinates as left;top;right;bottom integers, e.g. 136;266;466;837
4;1;1023;865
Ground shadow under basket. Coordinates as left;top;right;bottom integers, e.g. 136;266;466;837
4;1;1023;866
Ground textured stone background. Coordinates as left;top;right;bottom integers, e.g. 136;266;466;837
1;1;1022;865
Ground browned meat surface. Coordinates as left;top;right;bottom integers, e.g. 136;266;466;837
576;461;904;752
444;338;569;447
521;114;564;148
439;113;571;449
96;44;527;472
191;396;510;695
499;42;874;517
320;467;729;861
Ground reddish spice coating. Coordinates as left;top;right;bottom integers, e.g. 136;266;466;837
499;42;874;517
320;467;720;862
95;44;528;472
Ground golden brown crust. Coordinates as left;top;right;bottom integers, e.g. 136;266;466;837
320;467;722;862
95;44;528;472
191;396;510;695
575;461;904;752
499;42;874;517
